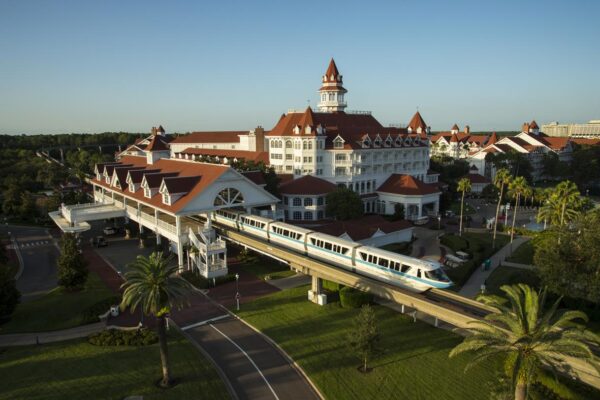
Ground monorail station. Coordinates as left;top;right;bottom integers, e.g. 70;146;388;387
50;142;280;277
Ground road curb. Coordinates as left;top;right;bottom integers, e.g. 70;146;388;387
170;320;239;400
11;235;25;281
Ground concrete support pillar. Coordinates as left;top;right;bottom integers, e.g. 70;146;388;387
308;276;327;305
205;212;212;230
156;234;161;245
434;200;439;216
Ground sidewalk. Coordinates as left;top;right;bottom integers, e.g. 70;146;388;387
0;321;106;347
459;236;530;298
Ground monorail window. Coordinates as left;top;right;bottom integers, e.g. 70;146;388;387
401;265;411;273
324;242;332;251
378;258;388;268
417;269;422;278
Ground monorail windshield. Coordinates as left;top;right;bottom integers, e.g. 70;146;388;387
424;268;450;282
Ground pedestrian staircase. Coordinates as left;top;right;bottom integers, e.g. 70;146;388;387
187;224;228;279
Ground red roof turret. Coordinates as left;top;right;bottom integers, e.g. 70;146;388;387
407;111;428;132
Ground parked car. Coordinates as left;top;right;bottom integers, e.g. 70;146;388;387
444;210;455;218
98;236;108;247
103;226;117;235
413;216;429;226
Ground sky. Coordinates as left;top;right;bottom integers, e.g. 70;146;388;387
1;0;599;134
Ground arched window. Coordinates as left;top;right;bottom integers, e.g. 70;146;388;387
321;94;326;101
304;211;313;220
304;198;313;206
293;211;302;220
285;140;292;149
328;93;333;101
293;197;302;207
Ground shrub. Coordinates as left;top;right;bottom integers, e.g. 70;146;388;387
88;328;158;346
323;279;343;292
340;287;373;309
0;265;20;318
181;270;237;289
440;234;468;252
80;296;121;324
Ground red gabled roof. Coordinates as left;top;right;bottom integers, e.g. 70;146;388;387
145;135;170;151
529;120;539;129
487;132;498;145
314;215;412;241
536;136;570;150
377;174;440;196
407;111;428;132
241;171;266;186
464;173;491;184
171;131;248;144
450;134;459;143
451;124;460;131
92;155;230;213
279;175;336;195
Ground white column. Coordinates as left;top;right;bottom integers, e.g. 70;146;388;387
417;203;423;218
176;215;183;272
205;212;212;230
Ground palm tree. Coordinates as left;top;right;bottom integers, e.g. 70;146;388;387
508;176;531;242
450;284;599;400
492;168;512;249
120;252;193;387
457;178;472;237
553;180;581;228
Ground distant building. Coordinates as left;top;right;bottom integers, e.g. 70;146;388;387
542;120;600;138
430;124;491;159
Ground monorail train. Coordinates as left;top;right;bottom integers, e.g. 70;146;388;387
212;209;452;292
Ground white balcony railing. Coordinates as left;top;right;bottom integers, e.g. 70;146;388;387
157;219;177;234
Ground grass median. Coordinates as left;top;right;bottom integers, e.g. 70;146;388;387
234;285;499;400
0;270;115;333
0;332;228;400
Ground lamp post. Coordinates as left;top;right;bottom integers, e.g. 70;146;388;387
437;215;441;230
235;273;240;311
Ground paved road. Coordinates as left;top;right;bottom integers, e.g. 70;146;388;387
0;225;58;301
96;241;320;400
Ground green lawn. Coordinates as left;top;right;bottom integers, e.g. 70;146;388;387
234;286;500;400
484;266;540;296
0;333;229;400
240;256;296;280
0;271;115;334
443;232;511;288
506;240;534;265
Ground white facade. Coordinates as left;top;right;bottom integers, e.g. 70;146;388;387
542;120;600;138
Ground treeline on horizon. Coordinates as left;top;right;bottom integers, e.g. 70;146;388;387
0;132;145;150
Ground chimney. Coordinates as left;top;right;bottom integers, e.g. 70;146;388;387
254;126;265;152
464;125;470;134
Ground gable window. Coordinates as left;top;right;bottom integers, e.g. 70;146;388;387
334;138;344;149
162;193;170;205
144;187;151;198
128;183;135;193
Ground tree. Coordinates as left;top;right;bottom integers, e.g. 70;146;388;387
551;180;581;228
457;178;471;237
120;252;193;387
535;210;600;304
348;304;380;373
492;168;511;249
0;266;20;317
326;187;364;220
57;233;88;289
392;203;405;221
450;284;600;400
507;176;531;242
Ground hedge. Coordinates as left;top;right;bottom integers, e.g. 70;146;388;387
322;279;343;292
339;287;373;309
181;271;237;289
88;328;158;346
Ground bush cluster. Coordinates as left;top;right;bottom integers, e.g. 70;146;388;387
181;270;237;289
440;234;469;252
88;328;157;346
340;287;373;309
80;296;121;324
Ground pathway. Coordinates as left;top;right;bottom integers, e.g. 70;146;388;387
0;321;106;347
459;236;530;298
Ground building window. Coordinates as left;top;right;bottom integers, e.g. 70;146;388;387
283;197;288;205
162;193;170;205
144;187;151;198
334;139;344;149
284;210;289;220
304;198;313;206
316;169;323;175
316;156;323;163
293;211;302;220
335;154;346;161
129;183;135;193
317;210;324;219
286;140;292;148
317;197;324;206
303;156;312;163
293;197;301;207
304;211;313;220
286;154;293;160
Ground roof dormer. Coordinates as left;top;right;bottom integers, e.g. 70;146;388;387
333;135;345;149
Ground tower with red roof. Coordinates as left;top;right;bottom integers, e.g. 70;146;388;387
318;58;347;112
